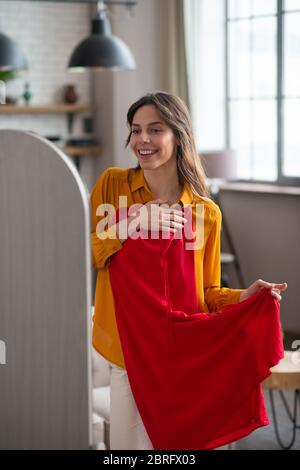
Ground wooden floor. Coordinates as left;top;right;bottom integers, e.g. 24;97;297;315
234;389;300;450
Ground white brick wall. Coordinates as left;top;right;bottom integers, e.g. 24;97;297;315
0;0;92;139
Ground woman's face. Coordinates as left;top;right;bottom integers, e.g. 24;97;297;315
130;104;178;170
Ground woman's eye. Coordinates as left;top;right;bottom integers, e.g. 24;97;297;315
131;129;140;135
150;128;161;133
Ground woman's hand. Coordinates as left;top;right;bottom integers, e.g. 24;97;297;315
130;199;187;235
239;279;288;302
117;199;187;243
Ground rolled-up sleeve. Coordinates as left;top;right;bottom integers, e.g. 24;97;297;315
90;169;123;269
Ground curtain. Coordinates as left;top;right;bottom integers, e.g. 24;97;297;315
160;0;190;107
184;0;226;151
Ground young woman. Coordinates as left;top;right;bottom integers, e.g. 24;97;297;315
91;91;287;450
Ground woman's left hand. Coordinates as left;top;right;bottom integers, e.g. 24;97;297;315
239;279;288;302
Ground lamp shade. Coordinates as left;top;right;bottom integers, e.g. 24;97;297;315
0;32;27;71
200;149;237;180
68;13;136;71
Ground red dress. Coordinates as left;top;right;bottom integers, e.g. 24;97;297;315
108;221;284;450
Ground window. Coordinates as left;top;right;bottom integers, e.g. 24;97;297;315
283;1;300;178
185;1;300;185
226;0;300;183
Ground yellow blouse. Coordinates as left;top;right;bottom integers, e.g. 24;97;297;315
91;167;244;368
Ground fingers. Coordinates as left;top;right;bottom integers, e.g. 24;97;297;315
148;202;184;219
162;208;184;217
160;222;185;233
164;212;187;221
256;279;288;291
274;282;288;291
159;206;187;232
161;212;187;232
140;202;187;233
161;222;185;233
256;279;274;289
255;279;287;301
162;213;187;224
160;226;177;234
271;289;282;301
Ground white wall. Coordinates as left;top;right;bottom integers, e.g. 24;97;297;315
0;0;166;188
184;0;226;151
0;0;91;139
220;188;300;336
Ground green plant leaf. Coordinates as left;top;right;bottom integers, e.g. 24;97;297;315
0;70;19;82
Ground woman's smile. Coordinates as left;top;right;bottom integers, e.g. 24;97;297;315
137;148;159;160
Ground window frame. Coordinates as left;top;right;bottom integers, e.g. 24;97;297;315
225;0;300;186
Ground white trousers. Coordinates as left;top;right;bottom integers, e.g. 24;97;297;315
109;361;154;450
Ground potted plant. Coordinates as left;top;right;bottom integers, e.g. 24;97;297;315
0;70;19;104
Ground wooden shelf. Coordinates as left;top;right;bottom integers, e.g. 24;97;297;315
0;104;92;114
0;104;100;162
64;145;102;156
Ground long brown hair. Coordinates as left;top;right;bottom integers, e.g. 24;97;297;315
125;91;209;198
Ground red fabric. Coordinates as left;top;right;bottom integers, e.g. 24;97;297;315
108;221;284;450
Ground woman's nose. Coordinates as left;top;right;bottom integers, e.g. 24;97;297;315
141;132;150;143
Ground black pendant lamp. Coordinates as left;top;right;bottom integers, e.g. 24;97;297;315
68;0;136;71
0;32;27;71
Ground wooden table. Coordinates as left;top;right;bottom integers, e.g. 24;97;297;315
263;350;300;449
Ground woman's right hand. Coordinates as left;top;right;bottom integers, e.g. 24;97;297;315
139;199;187;234
118;199;188;243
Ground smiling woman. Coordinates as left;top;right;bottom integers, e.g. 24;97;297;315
90;91;287;450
